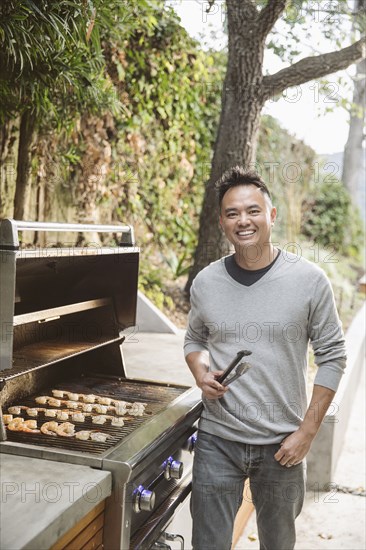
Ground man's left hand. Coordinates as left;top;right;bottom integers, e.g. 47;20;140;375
274;429;314;468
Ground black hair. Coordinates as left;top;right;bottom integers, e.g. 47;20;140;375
215;166;272;206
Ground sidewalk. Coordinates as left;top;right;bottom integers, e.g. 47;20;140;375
234;360;366;550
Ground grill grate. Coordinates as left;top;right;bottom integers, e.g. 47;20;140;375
4;376;186;454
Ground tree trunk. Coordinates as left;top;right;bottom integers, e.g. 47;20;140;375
342;0;366;206
185;0;267;291
13;110;36;220
342;57;366;198
0;119;18;217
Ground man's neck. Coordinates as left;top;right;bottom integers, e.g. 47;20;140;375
234;243;277;271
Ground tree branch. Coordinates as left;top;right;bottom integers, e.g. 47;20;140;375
262;38;366;100
258;0;287;37
205;0;216;14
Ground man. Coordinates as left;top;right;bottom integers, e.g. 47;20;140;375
184;166;346;550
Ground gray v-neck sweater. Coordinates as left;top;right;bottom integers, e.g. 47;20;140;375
184;250;346;444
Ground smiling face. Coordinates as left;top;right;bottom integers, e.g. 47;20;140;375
219;184;277;268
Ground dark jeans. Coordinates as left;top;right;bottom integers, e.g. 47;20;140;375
191;431;306;550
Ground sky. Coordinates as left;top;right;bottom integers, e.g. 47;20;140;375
167;0;356;155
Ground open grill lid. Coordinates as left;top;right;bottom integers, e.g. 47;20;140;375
0;219;139;373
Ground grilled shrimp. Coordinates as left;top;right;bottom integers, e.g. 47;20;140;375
129;403;146;416
75;430;91;440
48;398;61;407
92;415;107;425
114;402;129;416
56;411;69;421
8;406;23;415
8;417;24;425
55;422;75;437
83;394;96;404
35;396;48;404
52;390;65;398
93;404;108;414
71;413;85;422
8;418;40;433
7;422;22;432
90;432;110;443
26;408;40;417
111;417;124;427
7;418;23;430
24;420;38;430
66;392;79;401
97;397;112;406
45;409;58;417
41;421;59;435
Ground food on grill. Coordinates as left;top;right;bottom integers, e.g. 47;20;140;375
111;417;124;427
66;392;79;401
74;430;110;442
7;421;21;431
26;408;39;417
34;391;148;420
55;422;75;437
71;413;85;422
45;409;58;417
35;396;48;404
66;401;79;409
97;396;112;406
129;403;147;416
52;390;65;398
114;401;129;416
24;420;38;430
93;404;108;414
8;417;24;431
8;418;40;433
75;430;91;440
56;411;69;421
3;414;13;424
92;415;107;425
48;398;61;407
41;421;59;435
8;406;22;414
83;394;96;404
90;432;110;443
10;417;24;424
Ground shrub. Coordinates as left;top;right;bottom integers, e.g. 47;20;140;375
301;180;363;255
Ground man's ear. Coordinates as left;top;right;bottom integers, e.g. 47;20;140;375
271;207;277;224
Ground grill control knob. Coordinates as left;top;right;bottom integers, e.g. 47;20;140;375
133;485;156;513
170;460;183;479
163;457;184;480
187;434;197;453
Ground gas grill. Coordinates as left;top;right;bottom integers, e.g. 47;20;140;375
0;219;201;550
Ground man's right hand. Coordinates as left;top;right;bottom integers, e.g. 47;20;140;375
185;351;229;400
197;371;229;399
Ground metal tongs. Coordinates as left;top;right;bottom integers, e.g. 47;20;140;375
216;350;252;387
222;361;252;386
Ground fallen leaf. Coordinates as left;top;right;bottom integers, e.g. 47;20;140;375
318;533;333;540
248;533;258;541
